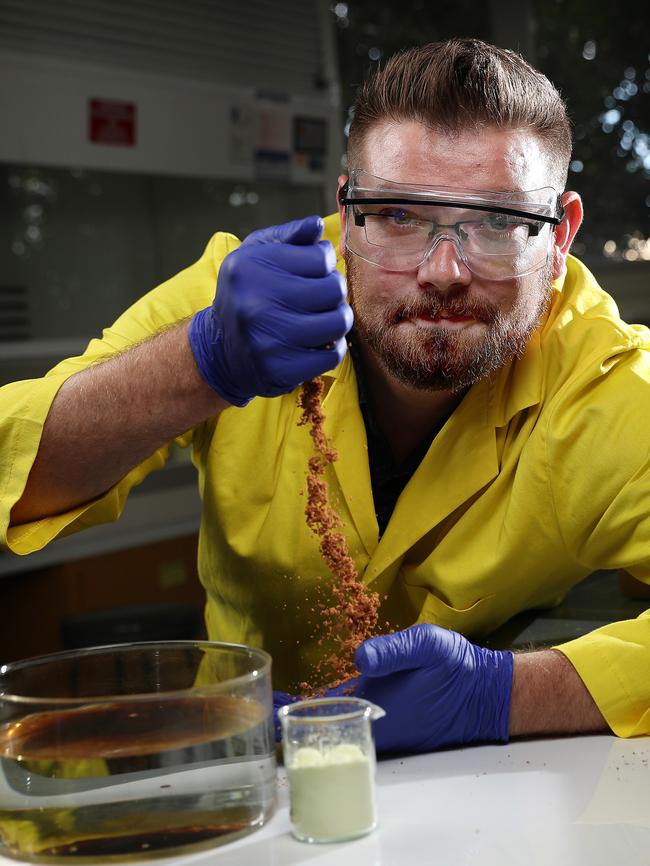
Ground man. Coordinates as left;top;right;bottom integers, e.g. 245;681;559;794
3;39;649;753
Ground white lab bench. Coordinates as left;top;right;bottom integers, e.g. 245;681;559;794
1;734;647;866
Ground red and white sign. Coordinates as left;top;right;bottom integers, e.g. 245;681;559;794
88;98;137;147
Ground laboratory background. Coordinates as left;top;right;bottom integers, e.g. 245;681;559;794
0;0;649;661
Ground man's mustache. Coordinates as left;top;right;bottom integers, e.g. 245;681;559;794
384;293;500;326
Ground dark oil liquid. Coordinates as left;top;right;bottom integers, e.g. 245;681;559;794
0;693;265;760
0;695;276;861
41;822;247;857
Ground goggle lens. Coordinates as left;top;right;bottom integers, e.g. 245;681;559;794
341;171;563;279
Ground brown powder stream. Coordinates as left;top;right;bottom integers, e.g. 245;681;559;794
297;377;381;693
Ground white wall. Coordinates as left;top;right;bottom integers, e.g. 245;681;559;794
0;49;340;191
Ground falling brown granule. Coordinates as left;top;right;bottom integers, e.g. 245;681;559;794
297;377;381;693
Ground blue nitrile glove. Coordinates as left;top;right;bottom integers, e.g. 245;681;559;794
188;215;352;407
352;624;514;754
273;624;513;753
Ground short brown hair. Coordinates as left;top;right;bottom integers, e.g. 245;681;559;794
348;38;572;189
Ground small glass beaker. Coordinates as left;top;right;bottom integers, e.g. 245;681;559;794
279;697;385;843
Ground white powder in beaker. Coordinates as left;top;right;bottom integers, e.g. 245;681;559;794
287;743;376;841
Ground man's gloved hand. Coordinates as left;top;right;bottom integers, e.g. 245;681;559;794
273;624;513;754
351;624;514;754
188;215;352;407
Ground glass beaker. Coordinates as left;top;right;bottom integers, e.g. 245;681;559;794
279;696;385;843
0;641;276;862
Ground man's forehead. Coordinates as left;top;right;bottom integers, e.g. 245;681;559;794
360;120;555;193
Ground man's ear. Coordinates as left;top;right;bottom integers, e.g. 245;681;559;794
337;174;349;259
552;191;583;279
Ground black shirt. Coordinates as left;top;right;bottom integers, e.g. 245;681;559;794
348;335;447;536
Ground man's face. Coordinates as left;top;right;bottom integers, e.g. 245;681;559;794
341;121;561;393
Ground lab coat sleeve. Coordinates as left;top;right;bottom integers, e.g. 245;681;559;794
0;231;240;556
543;345;650;737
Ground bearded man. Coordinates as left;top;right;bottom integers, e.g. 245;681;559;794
4;39;649;753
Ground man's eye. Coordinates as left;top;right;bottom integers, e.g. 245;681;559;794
485;214;516;230
383;210;414;225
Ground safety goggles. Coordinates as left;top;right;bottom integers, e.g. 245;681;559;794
340;170;565;279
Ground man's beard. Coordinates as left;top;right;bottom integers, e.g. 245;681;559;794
346;254;552;393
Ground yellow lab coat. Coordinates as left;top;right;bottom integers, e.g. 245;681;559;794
2;216;650;735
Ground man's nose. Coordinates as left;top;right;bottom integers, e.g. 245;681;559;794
416;235;472;290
